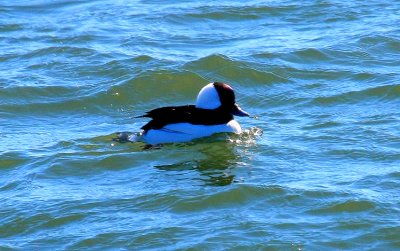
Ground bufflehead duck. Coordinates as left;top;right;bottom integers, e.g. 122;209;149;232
136;82;249;145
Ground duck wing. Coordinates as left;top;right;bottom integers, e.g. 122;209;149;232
138;105;196;131
138;105;233;132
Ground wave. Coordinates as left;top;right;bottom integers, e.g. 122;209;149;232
174;4;301;21
310;83;400;106
307;199;376;214
185;54;290;85
172;184;287;212
1;0;95;14
358;34;400;51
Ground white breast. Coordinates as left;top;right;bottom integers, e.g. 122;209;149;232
142;120;242;145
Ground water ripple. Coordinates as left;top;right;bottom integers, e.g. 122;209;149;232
2;0;400;249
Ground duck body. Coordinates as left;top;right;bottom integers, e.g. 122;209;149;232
137;82;249;145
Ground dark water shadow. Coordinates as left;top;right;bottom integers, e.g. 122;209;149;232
154;137;242;186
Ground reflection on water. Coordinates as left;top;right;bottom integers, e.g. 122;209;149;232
154;130;262;186
155;141;239;186
195;141;240;186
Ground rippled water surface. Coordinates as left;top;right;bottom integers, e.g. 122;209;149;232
1;0;400;250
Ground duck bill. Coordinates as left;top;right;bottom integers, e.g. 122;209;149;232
232;104;250;117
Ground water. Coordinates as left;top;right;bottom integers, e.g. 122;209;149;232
1;0;400;249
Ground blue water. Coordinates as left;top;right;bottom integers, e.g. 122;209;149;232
1;0;400;250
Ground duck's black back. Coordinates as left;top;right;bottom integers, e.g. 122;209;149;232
138;105;234;132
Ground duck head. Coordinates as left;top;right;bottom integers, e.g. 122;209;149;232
195;82;249;117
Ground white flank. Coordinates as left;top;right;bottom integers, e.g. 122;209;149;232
142;120;242;145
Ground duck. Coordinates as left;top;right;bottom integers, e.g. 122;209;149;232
135;82;249;145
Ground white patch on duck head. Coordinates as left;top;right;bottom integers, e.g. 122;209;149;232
195;83;221;109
